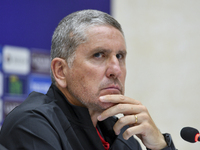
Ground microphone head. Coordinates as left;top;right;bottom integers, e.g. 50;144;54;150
180;127;199;143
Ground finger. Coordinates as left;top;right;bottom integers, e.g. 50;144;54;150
98;104;142;121
122;124;145;140
99;95;141;105
113;115;139;135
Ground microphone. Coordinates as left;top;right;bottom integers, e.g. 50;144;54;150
180;127;200;143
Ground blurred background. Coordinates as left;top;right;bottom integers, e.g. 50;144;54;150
1;0;200;149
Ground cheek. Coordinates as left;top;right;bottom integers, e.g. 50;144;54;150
74;67;101;90
123;68;127;80
119;66;126;80
84;69;101;86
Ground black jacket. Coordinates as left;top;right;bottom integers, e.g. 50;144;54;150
0;84;142;150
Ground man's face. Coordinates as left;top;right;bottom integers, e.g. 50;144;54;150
64;25;126;112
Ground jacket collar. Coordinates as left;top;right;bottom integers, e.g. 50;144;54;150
46;84;94;128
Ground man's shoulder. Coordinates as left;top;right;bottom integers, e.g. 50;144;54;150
0;91;71;150
16;91;55;113
4;91;59;124
0;90;68;135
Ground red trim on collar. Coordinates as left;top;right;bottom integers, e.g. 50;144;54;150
96;127;110;150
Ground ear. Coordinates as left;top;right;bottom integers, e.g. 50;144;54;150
51;58;68;88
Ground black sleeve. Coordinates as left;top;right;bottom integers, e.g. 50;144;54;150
0;111;70;150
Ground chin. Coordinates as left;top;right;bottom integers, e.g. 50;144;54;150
100;102;115;110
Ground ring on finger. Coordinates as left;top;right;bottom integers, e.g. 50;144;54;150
134;115;138;124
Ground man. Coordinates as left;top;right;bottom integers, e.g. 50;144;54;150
0;10;176;150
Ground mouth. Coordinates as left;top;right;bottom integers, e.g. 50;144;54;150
101;85;122;95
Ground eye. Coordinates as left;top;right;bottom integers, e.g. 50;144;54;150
93;52;105;58
116;53;123;59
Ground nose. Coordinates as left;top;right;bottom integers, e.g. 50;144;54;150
106;56;122;79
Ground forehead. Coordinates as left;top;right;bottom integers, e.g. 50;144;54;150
86;25;124;40
82;25;126;51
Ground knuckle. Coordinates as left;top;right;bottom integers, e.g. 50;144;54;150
140;105;147;112
125;128;132;136
118;117;126;124
135;99;142;105
117;104;125;111
119;95;125;101
142;113;149;120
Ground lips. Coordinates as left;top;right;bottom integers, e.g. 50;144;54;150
101;84;122;94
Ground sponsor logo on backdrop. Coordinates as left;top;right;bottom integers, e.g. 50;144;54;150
5;75;27;96
29;74;51;94
31;51;50;74
0;72;3;97
3;45;30;75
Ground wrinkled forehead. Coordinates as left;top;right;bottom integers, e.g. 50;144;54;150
83;25;125;44
77;25;126;54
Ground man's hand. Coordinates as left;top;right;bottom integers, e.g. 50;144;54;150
97;95;167;150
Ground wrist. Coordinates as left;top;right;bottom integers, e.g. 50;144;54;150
153;135;167;150
147;133;177;150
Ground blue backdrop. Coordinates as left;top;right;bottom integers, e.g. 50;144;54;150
0;0;110;50
0;0;111;126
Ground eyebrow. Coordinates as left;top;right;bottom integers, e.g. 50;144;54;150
92;47;127;55
119;50;127;56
